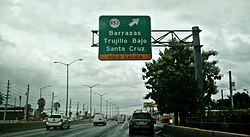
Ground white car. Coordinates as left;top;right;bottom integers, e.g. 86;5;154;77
46;114;70;129
117;115;126;123
93;113;106;126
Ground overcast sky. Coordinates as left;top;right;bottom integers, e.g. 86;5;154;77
0;0;250;116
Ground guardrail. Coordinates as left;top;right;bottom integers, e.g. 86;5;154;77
163;125;249;137
186;122;250;135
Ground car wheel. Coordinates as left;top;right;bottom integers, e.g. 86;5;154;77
67;123;70;129
93;123;96;126
46;126;50;130
129;129;134;135
149;128;154;135
60;123;64;129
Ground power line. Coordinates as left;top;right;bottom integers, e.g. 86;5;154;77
11;85;26;92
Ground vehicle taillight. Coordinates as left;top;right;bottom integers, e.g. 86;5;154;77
129;118;133;125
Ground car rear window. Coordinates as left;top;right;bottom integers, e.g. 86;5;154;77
95;114;104;118
132;113;151;119
49;115;61;118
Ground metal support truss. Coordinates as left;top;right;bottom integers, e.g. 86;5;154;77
91;29;194;47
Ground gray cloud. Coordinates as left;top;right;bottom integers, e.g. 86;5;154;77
0;0;249;115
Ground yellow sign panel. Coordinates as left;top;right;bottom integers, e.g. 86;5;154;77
99;54;152;60
144;102;158;107
151;102;158;107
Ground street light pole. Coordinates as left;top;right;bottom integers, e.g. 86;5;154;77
103;99;111;118
94;92;108;114
54;58;82;116
40;85;51;99
83;84;100;119
109;102;112;119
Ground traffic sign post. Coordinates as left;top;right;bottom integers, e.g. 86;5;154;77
99;16;151;60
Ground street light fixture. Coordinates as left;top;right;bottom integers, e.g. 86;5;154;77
40;85;51;99
54;58;82;116
83;83;100;119
94;92;108;114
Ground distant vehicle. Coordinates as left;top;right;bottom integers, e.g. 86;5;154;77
93;113;106;126
161;113;172;125
46;114;70;129
129;111;154;135
117;114;126;123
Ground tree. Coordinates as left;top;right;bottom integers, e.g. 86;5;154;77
233;92;250;109
211;92;250;110
0;92;4;105
54;102;61;112
142;44;221;124
36;98;46;120
76;111;79;118
25;104;32;119
69;111;72;118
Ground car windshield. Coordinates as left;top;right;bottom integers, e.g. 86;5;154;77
132;113;151;119
49;115;61;118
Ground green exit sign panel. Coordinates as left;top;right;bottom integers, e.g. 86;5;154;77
99;16;151;60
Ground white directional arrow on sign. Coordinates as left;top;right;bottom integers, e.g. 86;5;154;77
129;18;139;27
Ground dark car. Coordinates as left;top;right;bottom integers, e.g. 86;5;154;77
129;111;155;135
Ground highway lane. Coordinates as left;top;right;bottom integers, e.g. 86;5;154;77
0;121;170;137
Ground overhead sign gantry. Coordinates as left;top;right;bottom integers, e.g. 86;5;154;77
98;16;152;60
92;18;204;116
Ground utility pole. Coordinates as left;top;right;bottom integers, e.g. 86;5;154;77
69;98;72;117
51;92;54;115
109;102;112;119
86;106;89;116
112;104;114;117
82;103;85;115
14;97;16;119
117;106;120;115
3;80;10;122
19;96;21;107
24;84;30;122
106;100;108;118
221;90;224;100
76;101;79;119
192;26;204;117
229;71;234;109
77;101;79;112
221;89;225;111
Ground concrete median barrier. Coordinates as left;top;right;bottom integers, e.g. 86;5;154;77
0;120;90;134
0;122;45;133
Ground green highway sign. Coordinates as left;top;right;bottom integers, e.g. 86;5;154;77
99;16;151;60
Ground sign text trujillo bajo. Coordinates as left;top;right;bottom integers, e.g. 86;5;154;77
99;16;151;60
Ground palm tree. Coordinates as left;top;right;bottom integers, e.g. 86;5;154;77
0;92;4;105
54;102;60;112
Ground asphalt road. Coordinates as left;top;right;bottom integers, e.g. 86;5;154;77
0;121;172;137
